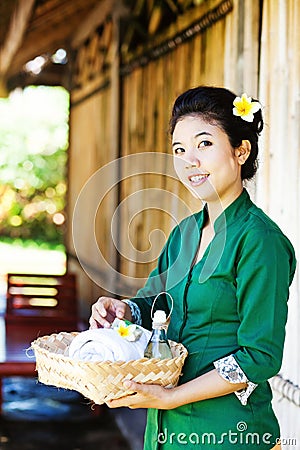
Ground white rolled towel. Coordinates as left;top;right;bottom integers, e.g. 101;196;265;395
68;321;151;362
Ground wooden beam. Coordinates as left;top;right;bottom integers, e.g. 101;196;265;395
107;10;121;293
71;0;128;48
0;0;35;75
7;27;72;75
165;0;180;14
148;5;163;35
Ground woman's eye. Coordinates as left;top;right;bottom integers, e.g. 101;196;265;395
198;140;212;148
174;147;185;155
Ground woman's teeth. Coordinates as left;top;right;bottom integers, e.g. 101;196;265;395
190;174;209;183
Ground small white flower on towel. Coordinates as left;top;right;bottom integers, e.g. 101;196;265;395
113;319;142;342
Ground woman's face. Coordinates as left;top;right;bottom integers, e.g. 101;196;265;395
172;115;245;205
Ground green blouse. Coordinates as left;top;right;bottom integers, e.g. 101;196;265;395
129;189;296;449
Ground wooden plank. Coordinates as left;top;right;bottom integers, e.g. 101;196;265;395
190;34;202;87
242;0;260;94
0;0;35;75
223;0;238;88
107;12;121;293
203;19;225;86
71;0;118;48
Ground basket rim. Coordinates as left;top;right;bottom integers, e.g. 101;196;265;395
31;330;188;366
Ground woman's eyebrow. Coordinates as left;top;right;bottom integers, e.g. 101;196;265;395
172;131;213;147
195;131;213;138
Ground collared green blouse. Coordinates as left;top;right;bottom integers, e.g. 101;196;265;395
129;189;296;449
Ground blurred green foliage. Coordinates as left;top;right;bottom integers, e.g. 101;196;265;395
0;86;69;246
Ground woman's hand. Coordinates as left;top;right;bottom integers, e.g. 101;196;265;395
106;380;178;410
107;369;249;410
89;297;132;329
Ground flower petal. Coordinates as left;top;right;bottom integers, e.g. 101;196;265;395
241;93;251;103
240;113;254;122
232;93;261;122
250;101;261;113
233;96;242;107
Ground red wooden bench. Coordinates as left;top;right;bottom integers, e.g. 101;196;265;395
5;273;78;327
0;273;82;412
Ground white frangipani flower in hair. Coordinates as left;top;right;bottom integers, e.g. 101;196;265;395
233;93;261;122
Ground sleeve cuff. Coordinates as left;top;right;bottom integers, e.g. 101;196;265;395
122;299;142;326
213;354;258;405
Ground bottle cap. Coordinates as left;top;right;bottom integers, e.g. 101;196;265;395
153;310;167;324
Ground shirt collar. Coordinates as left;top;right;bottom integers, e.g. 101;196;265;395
213;189;252;233
196;189;253;233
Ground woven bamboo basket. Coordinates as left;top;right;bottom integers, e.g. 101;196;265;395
31;331;188;405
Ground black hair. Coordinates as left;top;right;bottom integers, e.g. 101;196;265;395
169;86;263;180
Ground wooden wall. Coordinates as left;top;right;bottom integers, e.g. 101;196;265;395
67;15;121;314
257;0;300;445
67;87;114;316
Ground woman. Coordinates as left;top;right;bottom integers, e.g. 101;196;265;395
89;86;296;449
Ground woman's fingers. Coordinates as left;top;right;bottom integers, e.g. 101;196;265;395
89;299;109;328
106;381;172;410
89;297;127;329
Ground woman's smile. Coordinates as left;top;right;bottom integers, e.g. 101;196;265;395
188;173;210;186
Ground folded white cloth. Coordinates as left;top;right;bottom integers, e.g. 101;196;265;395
68;322;151;362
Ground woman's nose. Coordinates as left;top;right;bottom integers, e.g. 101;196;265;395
184;149;200;169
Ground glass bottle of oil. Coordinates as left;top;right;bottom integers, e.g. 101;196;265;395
144;310;172;359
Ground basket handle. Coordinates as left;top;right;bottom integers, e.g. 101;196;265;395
150;291;174;322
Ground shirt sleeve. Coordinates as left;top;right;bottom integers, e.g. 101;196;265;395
232;227;296;385
213;354;257;405
123;299;142;325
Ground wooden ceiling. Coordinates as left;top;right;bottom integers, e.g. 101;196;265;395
0;0;103;92
0;0;207;94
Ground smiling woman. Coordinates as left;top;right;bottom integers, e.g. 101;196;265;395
89;86;296;450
